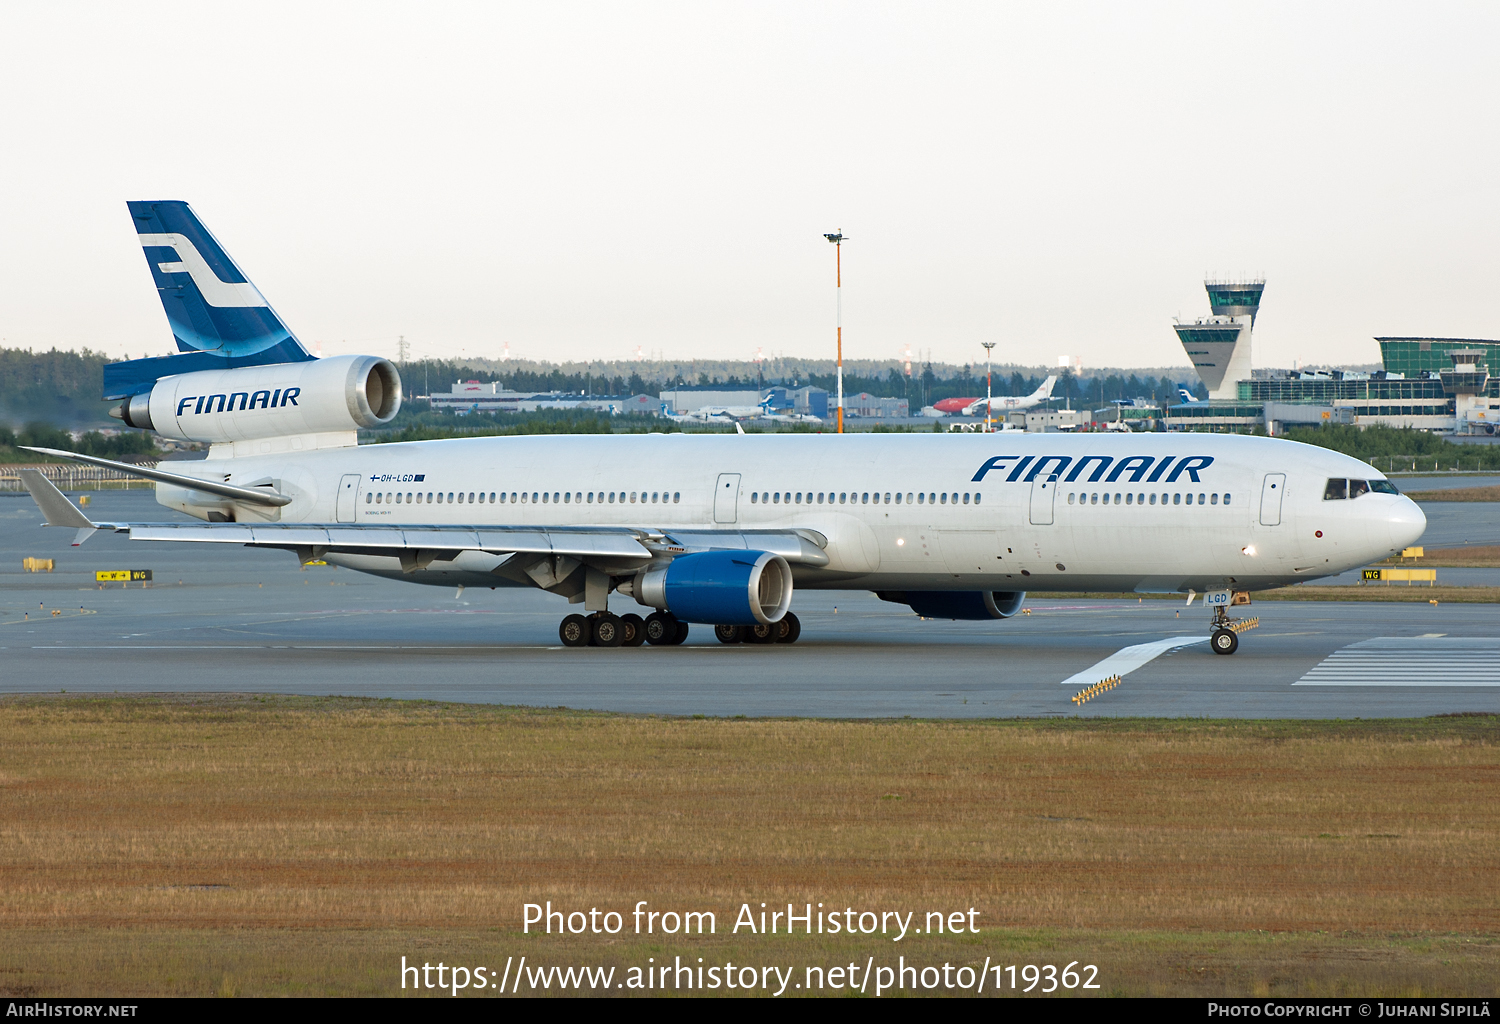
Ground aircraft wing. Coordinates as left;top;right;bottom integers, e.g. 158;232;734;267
19;469;831;571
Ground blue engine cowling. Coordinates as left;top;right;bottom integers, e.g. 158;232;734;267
637;550;793;625
876;591;1026;620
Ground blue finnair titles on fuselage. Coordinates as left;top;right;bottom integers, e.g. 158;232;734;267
156;431;1426;596
103;202;314;400
971;453;1214;485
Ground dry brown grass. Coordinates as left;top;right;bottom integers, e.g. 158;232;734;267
1408;485;1500;503
1048;588;1500;603
0;694;1495;996
1251;586;1499;602
1376;546;1500;568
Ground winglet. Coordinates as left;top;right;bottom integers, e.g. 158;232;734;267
18;470;99;545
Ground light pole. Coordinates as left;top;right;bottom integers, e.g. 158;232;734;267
981;341;996;432
824;231;846;432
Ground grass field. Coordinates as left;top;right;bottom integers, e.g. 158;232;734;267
1047;587;1499;603
1375;546;1500;569
0;694;1495;998
1407;486;1500;503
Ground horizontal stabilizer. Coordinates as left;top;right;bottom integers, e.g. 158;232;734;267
18;470;99;545
104;345;314;400
21;447;292;507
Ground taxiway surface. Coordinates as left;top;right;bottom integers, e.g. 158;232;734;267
2;490;1496;718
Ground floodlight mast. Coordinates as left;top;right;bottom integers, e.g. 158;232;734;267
982;341;996;432
824;231;846;433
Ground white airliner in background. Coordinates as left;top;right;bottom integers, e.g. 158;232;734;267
22;203;1427;655
932;376;1057;416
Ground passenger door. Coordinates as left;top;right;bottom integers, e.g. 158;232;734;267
1029;474;1058;526
336;474;362;524
714;473;741;524
1259;473;1286;526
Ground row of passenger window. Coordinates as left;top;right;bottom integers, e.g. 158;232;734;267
751;491;981;505
367;490;683;506
1070;491;1232;506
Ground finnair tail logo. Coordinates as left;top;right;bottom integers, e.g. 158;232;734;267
138;233;267;308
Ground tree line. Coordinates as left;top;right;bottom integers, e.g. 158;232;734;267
0;422;158;464
392;357;1207;408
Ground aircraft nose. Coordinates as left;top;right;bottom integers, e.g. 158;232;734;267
1384;495;1427;551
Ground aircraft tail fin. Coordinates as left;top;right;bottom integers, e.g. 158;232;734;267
1178;387;1200;404
1037;375;1058;398
106;201;313;399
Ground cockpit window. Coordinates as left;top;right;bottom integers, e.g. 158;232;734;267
1326;478;1391;500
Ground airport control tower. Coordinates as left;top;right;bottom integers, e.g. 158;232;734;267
1173;278;1265;400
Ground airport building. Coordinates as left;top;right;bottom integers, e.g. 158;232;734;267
427;381;658;415
1164;278;1500;435
1173;279;1265;400
1164;344;1500;435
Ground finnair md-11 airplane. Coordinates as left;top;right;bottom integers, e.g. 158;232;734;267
23;203;1427;655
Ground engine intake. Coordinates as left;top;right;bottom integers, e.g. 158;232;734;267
877;591;1026;621
113;354;401;443
635;550;793;625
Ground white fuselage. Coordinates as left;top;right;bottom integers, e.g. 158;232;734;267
157;432;1425;596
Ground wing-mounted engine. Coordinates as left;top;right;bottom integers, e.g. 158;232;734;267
876;590;1026;621
113;354;401;453
623;550;794;625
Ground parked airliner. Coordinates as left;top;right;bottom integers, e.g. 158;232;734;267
932;376;1057;416
22;202;1426;655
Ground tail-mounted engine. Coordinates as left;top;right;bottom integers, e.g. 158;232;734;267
113;354;401;444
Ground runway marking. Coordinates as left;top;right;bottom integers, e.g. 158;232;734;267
1058;635;1208;687
1293;637;1500;686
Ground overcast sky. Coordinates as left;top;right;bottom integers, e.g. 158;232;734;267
1;2;1496;371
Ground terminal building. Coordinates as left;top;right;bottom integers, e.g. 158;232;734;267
427;381;658;415
1164;278;1500;435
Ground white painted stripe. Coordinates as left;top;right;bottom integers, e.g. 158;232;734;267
1059;635;1208;688
1294;680;1500;687
1294;636;1500;686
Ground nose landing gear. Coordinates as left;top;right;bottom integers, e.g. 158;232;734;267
1210;624;1238;656
1208;600;1259;656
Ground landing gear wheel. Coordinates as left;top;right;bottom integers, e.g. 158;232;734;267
559;614;589;648
670;620;690;645
745;622;776;644
1211;628;1239;656
620;613;646;647
592;613;624;647
643;612;676;646
714;624;743;644
773;612;801;644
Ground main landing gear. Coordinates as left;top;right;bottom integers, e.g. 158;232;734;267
558;611;651;648
558;610;804;648
713;612;802;645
